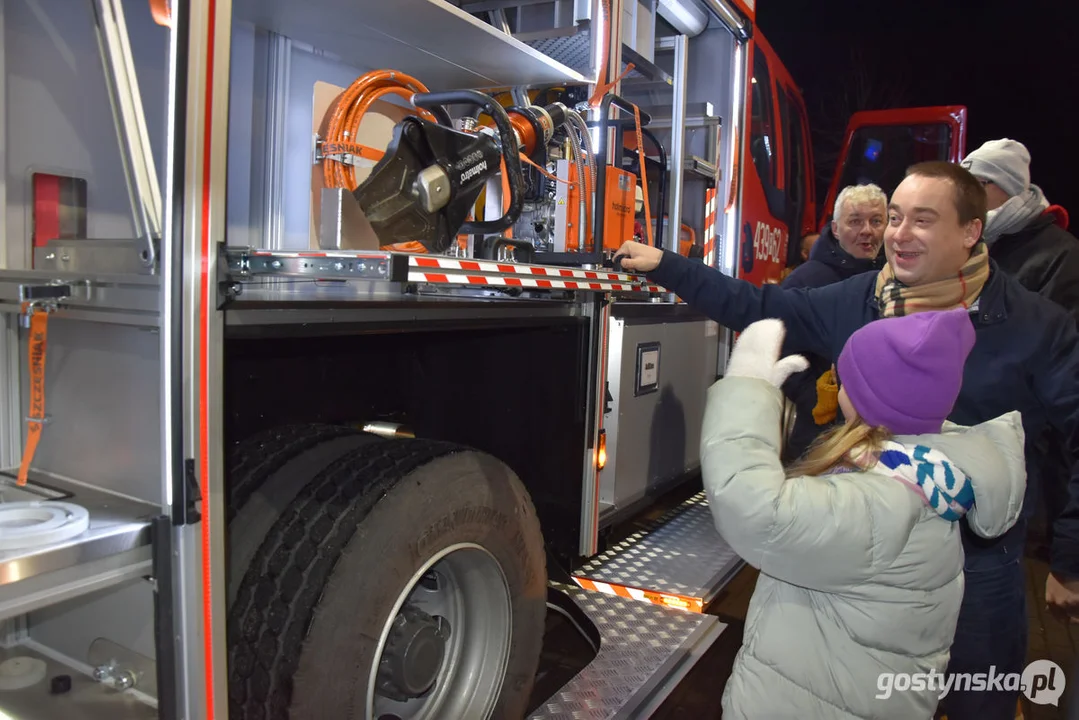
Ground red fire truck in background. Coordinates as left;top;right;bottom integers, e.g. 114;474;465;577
0;0;968;718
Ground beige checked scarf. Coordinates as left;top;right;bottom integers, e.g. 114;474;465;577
874;242;990;318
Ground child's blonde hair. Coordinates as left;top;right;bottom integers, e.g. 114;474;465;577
785;416;892;479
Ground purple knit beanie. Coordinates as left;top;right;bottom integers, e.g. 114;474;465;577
836;308;976;435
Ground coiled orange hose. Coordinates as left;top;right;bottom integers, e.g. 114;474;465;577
321;70;440;191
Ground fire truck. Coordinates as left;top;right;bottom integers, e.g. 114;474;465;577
0;0;969;718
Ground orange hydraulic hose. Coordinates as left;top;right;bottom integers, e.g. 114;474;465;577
321;70;439;191
500;156;513;238
632;103;653;247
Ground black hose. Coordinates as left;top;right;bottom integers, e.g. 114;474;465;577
640;127;667;251
427;104;454;127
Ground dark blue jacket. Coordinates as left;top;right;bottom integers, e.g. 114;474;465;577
780;227;883;460
648;250;1079;575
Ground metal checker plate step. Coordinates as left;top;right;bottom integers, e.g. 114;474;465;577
574;491;744;611
529;581;724;719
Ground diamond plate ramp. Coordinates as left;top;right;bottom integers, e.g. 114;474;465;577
529;582;725;719
574;491;744;612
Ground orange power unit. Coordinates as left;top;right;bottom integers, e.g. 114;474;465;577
565;165;638;252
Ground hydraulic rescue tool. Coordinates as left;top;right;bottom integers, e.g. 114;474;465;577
351;89;573;255
351;90;518;253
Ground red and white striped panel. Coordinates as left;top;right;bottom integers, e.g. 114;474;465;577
407;256;664;294
703;188;718;268
573;576;704;613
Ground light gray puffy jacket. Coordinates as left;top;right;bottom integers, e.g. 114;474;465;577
701;376;1027;720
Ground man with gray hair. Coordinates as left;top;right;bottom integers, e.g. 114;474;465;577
779;183;886;460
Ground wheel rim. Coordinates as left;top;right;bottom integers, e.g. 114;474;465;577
368;543;512;720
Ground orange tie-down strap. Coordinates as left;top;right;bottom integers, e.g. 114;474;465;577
17;306;49;486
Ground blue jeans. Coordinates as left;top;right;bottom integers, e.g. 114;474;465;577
937;545;1027;720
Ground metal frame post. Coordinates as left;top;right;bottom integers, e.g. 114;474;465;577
161;0;232;718
0;0;18;472
660;33;688;254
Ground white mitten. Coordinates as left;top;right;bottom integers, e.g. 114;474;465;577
725;319;810;388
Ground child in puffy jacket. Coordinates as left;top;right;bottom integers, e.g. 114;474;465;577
701;308;1027;720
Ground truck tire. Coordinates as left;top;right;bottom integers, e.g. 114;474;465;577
227;439;547;720
225;424;379;606
226;423;362;522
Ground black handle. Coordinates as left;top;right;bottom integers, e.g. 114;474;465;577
412;90;524;235
594;94;652;254
491;237;536;264
640;127;667;251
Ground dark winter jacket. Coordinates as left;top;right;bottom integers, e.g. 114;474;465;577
780;227;883;460
989;211;1079;325
647;250;1079;576
989;210;1079;545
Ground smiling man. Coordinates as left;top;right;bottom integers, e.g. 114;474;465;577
614;160;1079;720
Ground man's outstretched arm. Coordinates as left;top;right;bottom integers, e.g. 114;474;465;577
616;241;839;359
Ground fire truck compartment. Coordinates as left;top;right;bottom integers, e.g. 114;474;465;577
600;302;718;525
0;0;755;715
222;308;591;562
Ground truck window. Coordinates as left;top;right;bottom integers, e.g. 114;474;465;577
748;45;786;222
835;123;952;202
749;47;776;188
783;91;807;264
786;96;806;222
776;88;790;189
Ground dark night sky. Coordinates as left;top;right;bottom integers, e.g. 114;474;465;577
755;0;1079;219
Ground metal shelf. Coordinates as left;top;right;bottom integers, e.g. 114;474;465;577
621;45;674;85
232;0;589;90
0;268;161;328
643;102;721;129
682;155;717;181
523;30;673;86
0;471;156;623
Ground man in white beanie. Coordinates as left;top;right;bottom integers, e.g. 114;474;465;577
960;142;1079;497
960;139;1079;321
962;137;1079;718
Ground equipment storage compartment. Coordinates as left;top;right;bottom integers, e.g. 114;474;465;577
2;0;738;716
600;304;718;520
0;0;167;715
